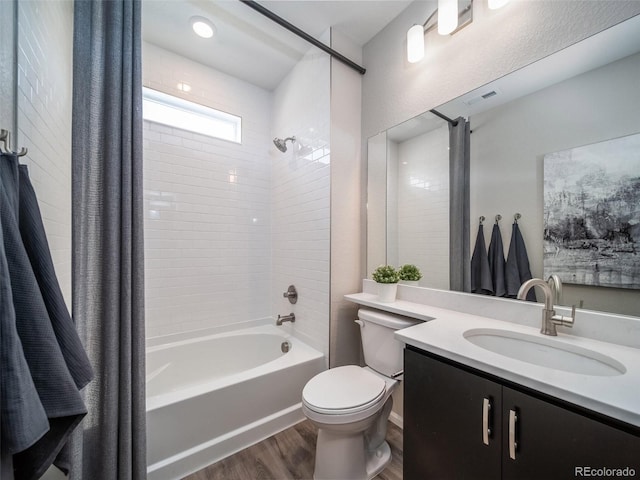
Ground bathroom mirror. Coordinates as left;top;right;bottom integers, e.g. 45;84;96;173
367;15;640;317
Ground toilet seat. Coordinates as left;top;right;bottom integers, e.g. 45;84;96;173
302;365;386;415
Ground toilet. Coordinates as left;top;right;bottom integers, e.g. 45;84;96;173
302;308;420;480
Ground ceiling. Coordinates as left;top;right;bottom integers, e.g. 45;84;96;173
142;0;413;90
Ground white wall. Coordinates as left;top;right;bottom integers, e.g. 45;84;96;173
142;43;273;338
392;124;450;289
329;30;364;367
17;0;74;305
271;37;331;359
470;52;640;315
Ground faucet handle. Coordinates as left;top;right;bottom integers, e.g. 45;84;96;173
552;304;576;328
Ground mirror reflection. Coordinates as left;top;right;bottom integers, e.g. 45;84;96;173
367;15;640;317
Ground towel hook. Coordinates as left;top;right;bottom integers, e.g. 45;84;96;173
17;147;28;157
0;129;9;153
479;216;485;225
495;214;502;224
514;213;521;223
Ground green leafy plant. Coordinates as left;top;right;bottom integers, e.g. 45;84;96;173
372;265;399;284
398;264;422;281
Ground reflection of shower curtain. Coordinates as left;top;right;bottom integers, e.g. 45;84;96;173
0;152;93;479
449;117;470;292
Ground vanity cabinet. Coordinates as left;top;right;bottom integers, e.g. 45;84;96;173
404;347;640;480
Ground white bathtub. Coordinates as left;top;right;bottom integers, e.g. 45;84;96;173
146;324;325;480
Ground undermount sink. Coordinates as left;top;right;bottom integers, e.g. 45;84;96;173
463;328;626;377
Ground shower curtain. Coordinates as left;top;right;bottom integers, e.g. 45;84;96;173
70;0;146;479
449;117;471;292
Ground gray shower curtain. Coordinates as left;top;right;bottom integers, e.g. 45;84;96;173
449;117;471;292
70;0;146;479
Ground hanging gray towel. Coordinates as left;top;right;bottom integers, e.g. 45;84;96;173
0;153;90;480
0;196;50;456
505;222;537;301
471;224;493;295
18;164;93;389
488;223;506;297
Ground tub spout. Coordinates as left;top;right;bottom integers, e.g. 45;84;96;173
276;313;296;326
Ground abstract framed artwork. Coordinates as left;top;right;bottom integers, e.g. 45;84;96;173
543;133;640;290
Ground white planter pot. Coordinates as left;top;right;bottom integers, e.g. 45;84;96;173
377;283;398;303
400;280;420;286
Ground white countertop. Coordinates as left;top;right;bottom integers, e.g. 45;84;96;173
345;292;640;429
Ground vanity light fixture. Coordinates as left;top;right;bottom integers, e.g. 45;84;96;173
190;16;216;39
407;0;482;64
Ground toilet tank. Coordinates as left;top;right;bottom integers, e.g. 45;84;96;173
356;308;421;377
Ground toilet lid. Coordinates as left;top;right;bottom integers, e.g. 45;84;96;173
302;366;386;413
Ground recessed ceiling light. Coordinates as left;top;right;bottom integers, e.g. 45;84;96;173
190;16;215;39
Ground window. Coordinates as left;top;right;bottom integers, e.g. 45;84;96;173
142;87;241;143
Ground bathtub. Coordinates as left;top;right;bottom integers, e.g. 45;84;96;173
146;324;325;480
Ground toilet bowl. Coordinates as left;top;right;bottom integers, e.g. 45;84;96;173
301;308;420;480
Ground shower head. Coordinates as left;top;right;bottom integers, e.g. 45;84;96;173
273;136;296;152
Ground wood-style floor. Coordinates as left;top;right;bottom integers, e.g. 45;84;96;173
183;420;403;480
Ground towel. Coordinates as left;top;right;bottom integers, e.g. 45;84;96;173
0;153;91;479
488;223;506;297
505;222;537;301
471;224;493;295
0;196;50;456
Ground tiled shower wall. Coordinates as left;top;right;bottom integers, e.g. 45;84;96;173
271;42;331;358
17;0;73;304
142;42;330;356
142;43;273;338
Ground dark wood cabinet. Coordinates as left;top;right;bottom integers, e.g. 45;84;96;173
404;346;640;480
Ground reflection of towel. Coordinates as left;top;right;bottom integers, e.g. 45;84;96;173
488;224;506;297
0;153;92;479
471;224;493;295
505;222;536;301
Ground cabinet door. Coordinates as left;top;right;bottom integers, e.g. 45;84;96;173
502;387;640;480
404;348;502;480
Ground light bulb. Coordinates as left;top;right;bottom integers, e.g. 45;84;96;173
407;24;425;63
438;0;458;35
191;16;215;39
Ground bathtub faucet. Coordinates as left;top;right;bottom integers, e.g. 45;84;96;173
276;313;296;326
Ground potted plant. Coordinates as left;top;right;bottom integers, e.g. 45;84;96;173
398;264;422;286
372;265;399;302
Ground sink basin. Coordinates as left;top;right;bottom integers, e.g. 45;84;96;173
463;328;626;377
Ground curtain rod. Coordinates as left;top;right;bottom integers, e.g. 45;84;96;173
238;0;366;75
429;109;459;126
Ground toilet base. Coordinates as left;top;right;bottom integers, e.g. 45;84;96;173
312;430;392;480
310;397;394;480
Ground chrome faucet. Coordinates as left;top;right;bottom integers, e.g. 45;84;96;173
517;278;576;336
276;313;296;326
547;274;563;305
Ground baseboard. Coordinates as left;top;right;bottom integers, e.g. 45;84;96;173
389;411;403;429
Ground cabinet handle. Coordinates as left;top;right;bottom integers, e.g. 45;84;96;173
509;409;518;460
482;397;492;445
